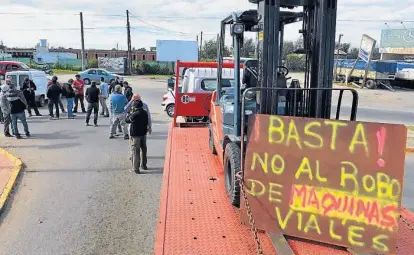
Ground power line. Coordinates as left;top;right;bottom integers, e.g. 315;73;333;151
128;12;189;35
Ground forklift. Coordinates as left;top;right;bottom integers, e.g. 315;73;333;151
208;0;359;207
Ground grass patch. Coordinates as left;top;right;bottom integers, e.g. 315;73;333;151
53;69;79;75
407;125;414;132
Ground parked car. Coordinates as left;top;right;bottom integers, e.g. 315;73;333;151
77;68;123;85
162;87;182;118
0;61;30;80
5;70;49;107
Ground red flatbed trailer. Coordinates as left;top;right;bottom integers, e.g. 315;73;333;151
154;126;414;255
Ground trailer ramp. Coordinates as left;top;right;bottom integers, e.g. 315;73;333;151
154;126;414;255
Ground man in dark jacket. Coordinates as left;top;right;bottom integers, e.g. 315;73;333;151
6;82;30;139
85;81;100;126
126;99;149;173
47;76;63;120
123;81;133;102
21;77;42;117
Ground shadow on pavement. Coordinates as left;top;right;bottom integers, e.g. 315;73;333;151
147;156;165;160
12;142;81;150
25;167;124;173
30;131;79;140
141;169;163;175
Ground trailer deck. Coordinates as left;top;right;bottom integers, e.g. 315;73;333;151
154;126;414;255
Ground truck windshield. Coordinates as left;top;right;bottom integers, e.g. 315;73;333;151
201;79;234;91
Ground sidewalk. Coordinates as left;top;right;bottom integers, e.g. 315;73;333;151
0;148;23;214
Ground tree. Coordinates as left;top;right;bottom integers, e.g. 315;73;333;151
137;47;147;51
348;48;359;59
282;41;295;60
241;38;256;58
200;38;231;60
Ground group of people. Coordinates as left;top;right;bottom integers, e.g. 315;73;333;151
0;75;152;173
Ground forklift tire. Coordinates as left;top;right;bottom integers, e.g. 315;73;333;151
365;80;377;89
224;142;241;207
208;128;217;155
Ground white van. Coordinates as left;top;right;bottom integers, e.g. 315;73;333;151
5;70;49;107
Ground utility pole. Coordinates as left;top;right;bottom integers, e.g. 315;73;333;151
80;12;85;71
126;10;132;75
200;31;203;58
333;33;343;81
196;35;199;61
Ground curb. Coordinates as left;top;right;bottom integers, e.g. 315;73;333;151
0;148;23;215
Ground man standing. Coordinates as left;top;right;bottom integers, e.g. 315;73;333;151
63;79;76;119
109;85;128;139
125;93;152;134
85;81;100;127
73;74;86;113
0;84;13;137
22;77;42;117
47;76;63;120
6;82;30;139
99;77;109;117
47;79;66;113
126;99;149;173
123;81;133;102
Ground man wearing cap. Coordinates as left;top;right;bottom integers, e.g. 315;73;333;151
123;81;133;102
47;76;63;120
109;85;128;139
125;99;149;173
125;93;152;134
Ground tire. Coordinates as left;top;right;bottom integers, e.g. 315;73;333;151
84;78;91;85
37;95;45;107
224;142;241;207
166;104;174;118
208;127;217;155
365;80;377;89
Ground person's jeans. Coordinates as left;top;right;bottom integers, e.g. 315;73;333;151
11;112;29;135
100;97;109;116
58;95;65;112
110;113;127;135
86;102;99;124
3;113;13;134
74;94;85;112
130;135;147;171
48;99;60;118
66;98;74;117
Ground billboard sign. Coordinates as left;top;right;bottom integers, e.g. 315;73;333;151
359;34;376;62
98;57;125;74
156;40;198;62
381;29;414;48
243;114;407;254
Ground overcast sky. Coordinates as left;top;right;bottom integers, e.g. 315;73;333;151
1;0;413;50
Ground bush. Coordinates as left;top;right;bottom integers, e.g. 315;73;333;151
285;54;306;72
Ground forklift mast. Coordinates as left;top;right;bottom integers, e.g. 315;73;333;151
252;0;338;118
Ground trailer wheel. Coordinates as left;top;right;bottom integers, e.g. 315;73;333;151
365;79;377;89
224;142;241;207
208;128;217;155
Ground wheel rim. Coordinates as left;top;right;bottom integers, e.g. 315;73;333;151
167;105;174;117
85;79;90;85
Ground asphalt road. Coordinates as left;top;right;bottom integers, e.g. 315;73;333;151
0;77;169;255
0;76;413;255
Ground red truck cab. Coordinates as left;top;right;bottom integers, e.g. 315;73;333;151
0;61;30;80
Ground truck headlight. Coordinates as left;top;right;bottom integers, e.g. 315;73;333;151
245;110;253;115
